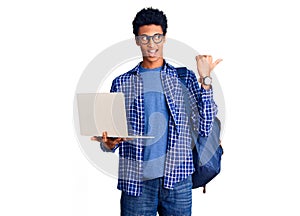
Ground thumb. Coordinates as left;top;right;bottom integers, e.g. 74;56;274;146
212;58;223;69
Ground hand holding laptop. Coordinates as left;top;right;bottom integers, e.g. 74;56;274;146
90;131;131;150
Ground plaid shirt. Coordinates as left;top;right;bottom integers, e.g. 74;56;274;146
102;61;217;196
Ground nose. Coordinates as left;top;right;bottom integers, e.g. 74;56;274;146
147;39;155;47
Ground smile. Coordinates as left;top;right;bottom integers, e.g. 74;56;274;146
146;49;158;57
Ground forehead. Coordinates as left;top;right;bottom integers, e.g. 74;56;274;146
138;24;163;35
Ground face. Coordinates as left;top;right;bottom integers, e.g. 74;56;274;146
136;24;166;67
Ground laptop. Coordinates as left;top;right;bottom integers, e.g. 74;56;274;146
76;93;154;139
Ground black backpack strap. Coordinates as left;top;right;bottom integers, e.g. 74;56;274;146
176;67;188;86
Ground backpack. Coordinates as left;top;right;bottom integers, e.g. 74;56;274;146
176;67;224;193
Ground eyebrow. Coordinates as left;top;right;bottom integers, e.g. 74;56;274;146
138;33;163;36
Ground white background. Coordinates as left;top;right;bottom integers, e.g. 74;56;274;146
1;0;300;215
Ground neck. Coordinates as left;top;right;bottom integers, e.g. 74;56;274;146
141;58;164;69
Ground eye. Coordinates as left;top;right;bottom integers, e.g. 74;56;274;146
153;34;163;42
140;35;149;42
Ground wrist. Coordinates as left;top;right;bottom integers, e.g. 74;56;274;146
100;141;114;152
201;83;211;90
198;76;212;88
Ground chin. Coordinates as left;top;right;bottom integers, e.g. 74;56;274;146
145;55;163;62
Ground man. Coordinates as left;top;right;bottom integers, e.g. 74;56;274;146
92;7;222;216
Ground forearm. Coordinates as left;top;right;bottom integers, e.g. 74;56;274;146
198;87;218;136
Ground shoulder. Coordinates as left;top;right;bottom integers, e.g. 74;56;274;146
115;64;139;80
167;63;197;87
166;62;195;76
110;64;139;91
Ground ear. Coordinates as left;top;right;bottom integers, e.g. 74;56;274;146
162;35;167;44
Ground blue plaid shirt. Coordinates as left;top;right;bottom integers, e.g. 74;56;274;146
101;61;217;196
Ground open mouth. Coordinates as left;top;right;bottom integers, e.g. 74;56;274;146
146;49;158;57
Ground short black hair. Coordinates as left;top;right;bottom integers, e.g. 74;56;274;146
132;7;168;36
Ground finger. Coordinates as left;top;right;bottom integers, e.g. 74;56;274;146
124;138;133;141
196;56;206;64
216;58;223;64
213;59;223;67
91;136;102;142
91;136;98;141
110;138;123;147
202;55;210;62
196;55;205;61
115;138;122;143
118;137;129;142
206;55;212;63
102;131;108;143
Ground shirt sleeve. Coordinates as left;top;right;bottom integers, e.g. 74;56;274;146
100;141;119;153
186;70;218;137
198;86;218;136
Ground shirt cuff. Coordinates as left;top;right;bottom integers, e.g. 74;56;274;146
200;86;214;102
100;141;114;152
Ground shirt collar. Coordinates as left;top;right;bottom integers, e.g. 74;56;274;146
131;60;177;76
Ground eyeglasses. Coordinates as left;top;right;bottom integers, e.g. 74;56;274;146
136;33;164;45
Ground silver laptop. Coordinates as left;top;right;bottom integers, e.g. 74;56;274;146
76;93;154;139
